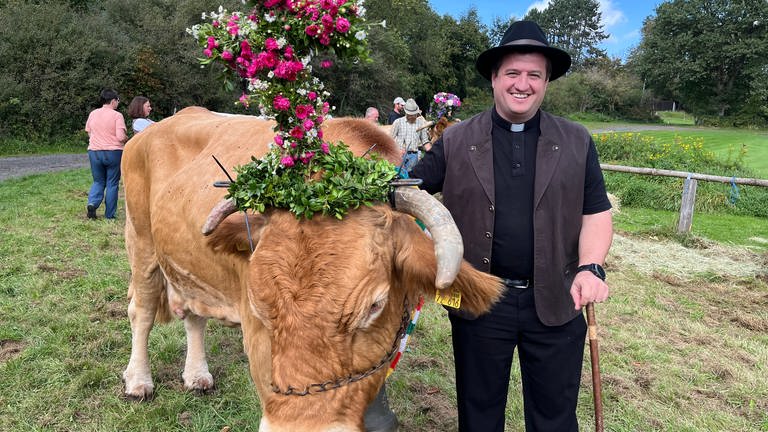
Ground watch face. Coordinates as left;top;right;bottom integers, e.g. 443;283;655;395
593;264;606;280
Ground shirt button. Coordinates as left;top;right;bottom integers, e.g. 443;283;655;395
482;258;490;264
489;205;495;212
485;232;492;238
513;162;521;168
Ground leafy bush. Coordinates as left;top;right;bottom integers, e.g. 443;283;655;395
596;132;768;217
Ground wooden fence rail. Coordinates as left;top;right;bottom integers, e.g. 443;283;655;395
600;164;768;233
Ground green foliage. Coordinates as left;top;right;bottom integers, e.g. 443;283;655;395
596;132;768;217
228;143;398;219
632;0;768;123
525;0;608;69
544;66;656;121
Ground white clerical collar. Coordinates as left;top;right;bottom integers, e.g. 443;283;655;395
510;123;525;132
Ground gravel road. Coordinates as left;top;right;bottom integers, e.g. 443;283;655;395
0;153;89;182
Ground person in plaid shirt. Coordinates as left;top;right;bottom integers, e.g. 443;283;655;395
390;98;430;171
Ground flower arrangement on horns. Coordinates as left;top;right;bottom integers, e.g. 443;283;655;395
428;92;461;120
187;0;395;219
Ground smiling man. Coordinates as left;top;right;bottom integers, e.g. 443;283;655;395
410;20;614;431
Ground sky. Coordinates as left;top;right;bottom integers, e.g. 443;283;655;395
428;0;663;61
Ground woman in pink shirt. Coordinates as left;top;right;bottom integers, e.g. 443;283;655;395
85;89;127;219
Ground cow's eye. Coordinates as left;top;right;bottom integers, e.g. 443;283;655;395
369;300;385;316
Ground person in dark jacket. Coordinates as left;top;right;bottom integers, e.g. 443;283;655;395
410;20;613;432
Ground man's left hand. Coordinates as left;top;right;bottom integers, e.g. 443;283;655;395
570;271;609;310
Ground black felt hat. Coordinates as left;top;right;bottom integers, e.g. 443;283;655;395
476;20;571;81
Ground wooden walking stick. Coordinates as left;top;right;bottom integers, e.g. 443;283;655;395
586;302;604;432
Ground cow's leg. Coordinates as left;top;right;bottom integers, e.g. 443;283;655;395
123;292;158;400
182;313;214;392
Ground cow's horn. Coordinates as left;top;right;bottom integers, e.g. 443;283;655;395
202;198;238;235
393;187;463;289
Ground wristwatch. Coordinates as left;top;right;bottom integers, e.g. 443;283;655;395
576;263;606;281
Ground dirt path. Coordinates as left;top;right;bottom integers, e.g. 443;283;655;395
0;153;89;182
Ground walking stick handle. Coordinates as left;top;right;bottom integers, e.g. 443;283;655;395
587;302;604;432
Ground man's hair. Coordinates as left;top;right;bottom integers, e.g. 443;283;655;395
128;96;150;119
490;49;552;80
99;88;119;104
365;106;378;117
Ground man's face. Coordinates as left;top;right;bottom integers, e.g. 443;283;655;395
491;52;549;123
405;113;418;123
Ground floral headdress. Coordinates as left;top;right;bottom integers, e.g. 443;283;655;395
187;1;395;219
428;92;461;120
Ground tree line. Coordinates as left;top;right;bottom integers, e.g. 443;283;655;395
0;0;765;142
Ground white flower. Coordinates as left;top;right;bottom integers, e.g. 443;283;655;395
355;31;367;40
447;99;454;106
264;13;276;23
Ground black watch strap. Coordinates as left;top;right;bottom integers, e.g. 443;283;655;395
576;263;606;281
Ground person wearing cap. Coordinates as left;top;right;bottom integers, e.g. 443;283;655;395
410;20;613;431
390;98;431;172
387;96;405;125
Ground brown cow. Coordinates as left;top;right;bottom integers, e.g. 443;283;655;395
121;107;503;431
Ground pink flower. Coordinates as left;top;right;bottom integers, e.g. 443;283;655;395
317;129;324;139
283;45;294;59
305;24;320;37
319;33;331;46
221;51;234;61
335;17;350;33
274;134;284;147
321;102;330;114
315;115;324;124
295;104;312;119
280;156;295;167
273;60;304;81
265;0;282;8
320;0;334;10
239;93;250;107
321;14;334;29
264;38;279;51
300;151;315;164
206;36;218;49
320;142;329;153
273;94;291;111
320;59;333;68
303;119;315;130
203;48;213;58
290;126;305;139
307;91;318;101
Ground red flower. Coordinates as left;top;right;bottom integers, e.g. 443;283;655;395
273;94;291;111
335;17;350;33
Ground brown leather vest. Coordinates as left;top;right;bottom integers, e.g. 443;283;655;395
441;110;590;326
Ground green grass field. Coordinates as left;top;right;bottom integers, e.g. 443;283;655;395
639;129;768;177
1;169;767;431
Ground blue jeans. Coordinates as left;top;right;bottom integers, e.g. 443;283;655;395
88;150;123;219
401;152;419;172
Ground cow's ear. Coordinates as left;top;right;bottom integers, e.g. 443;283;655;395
391;214;504;317
206;212;267;256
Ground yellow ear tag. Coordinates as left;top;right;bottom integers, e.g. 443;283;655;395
435;288;461;309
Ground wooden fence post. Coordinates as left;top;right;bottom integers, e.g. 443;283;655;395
677;176;698;233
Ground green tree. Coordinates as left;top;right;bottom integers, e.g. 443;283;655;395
632;0;768;122
525;0;608;70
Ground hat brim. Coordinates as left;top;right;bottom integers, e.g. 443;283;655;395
476;44;571;82
404;109;421;115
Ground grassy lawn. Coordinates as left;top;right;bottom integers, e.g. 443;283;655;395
639;129;768;177
1;169;767;431
656;110;696;126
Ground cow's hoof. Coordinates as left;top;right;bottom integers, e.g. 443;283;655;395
123;370;155;401
183;372;215;394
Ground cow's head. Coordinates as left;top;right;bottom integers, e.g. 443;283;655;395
203;178;502;432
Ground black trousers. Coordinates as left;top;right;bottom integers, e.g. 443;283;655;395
449;285;586;432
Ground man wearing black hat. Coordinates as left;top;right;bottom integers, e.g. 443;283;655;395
411;20;613;431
